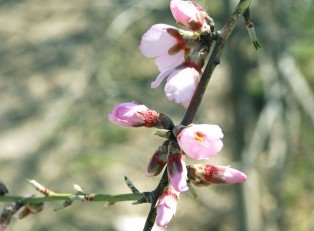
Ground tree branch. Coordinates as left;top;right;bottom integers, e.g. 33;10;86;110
181;0;252;125
0;179;146;205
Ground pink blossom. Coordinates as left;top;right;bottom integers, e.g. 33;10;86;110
108;102;159;127
188;164;247;185
139;24;187;71
151;65;200;108
0;224;6;231
156;186;179;228
167;153;189;192
220;166;247;184
170;0;208;31
176;124;223;159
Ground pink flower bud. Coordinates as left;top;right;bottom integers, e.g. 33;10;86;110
156;186;180;228
146;142;169;177
167;146;189;192
170;0;209;31
108;102;159;127
176;124;223;159
187;164;247;186
140;24;187;71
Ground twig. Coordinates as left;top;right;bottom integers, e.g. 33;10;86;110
0;179;145;204
181;0;253;126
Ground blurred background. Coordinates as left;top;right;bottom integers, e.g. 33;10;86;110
0;0;313;230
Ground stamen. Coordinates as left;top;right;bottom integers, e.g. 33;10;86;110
195;132;204;142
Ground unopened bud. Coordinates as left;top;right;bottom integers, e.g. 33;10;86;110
146;141;169;177
187;164;247;186
167;143;188;192
170;0;210;32
156;185;179;228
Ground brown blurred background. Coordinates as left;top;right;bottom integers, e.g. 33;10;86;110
0;0;313;230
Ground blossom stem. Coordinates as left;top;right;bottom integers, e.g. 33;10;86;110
181;0;253;126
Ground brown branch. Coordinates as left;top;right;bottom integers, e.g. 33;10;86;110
181;0;252;126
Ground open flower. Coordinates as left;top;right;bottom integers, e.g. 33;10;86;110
156;186;180;228
108;102;159;127
187;164;247;186
151;65;200;108
140;24;188;71
170;0;209;31
176;124;223;159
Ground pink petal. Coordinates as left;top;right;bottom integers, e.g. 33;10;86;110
177;124;224;159
223;167;247;184
151;66;175;88
155;50;185;71
164;67;200;106
139;24;178;58
169;168;189;192
156;206;175;228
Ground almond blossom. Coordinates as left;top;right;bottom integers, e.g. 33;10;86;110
176;124;223;159
139;24;188;71
167;152;189;192
108;102;159;127
170;0;209;31
156;186;179;228
187;164;247;186
151;65;201;108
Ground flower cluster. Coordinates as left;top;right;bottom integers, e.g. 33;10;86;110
108;102;247;227
140;0;214;108
108;0;247;228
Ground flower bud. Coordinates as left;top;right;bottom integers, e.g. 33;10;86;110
108;102;159;127
146;141;169;177
187;164;247;186
176;124;223;160
170;0;209;31
156;186;180;228
167;144;189;192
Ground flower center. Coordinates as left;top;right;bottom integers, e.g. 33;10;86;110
195;132;204;142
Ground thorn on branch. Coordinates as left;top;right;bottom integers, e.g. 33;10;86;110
124;176;139;193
